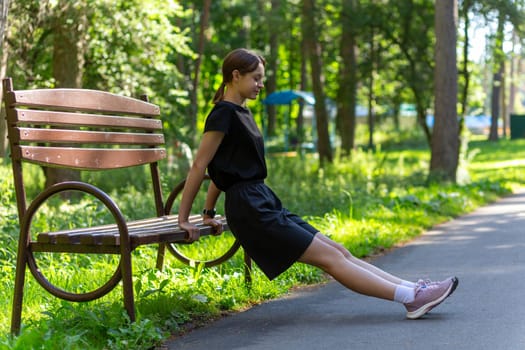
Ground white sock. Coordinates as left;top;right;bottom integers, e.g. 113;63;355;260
394;285;415;304
400;280;417;289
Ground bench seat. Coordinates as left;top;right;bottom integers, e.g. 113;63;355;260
33;214;228;252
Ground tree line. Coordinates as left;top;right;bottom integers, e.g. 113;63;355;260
0;0;524;185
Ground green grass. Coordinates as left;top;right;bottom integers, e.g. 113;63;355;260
1;133;525;349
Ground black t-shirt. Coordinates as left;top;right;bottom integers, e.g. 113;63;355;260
204;101;267;191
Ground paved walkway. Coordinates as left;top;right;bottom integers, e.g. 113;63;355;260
165;191;525;350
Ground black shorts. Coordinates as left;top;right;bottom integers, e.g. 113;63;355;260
225;181;318;280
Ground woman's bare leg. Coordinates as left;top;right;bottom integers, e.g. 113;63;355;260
316;233;410;286
298;234;397;301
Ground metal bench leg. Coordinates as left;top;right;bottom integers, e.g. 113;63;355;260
244;252;252;285
11;245;28;335
120;247;136;322
156;243;166;271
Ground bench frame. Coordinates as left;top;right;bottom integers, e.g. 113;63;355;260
2;78;248;334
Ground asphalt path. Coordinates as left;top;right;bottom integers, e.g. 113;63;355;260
165;191;525;350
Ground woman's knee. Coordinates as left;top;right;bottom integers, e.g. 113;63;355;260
298;236;347;269
316;233;353;259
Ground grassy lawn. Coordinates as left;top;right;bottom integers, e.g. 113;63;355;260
1;133;525;349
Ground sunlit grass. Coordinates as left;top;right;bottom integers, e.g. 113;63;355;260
1;133;524;349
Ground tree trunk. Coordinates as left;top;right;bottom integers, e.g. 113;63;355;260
336;0;357;157
0;0;7;40
459;0;472;130
508;31;517;117
367;27;376;150
501;60;507;138
0;31;8;158
367;77;375;150
0;0;9;158
489;65;503;141
46;3;87;188
302;0;332;165
416;103;431;144
297;37;308;144
52;5;86;88
265;0;280;138
489;11;505;142
430;0;458;182
189;0;211;147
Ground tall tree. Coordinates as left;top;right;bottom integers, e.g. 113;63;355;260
302;0;332;165
188;0;211;147
0;0;9;158
297;31;308;145
0;0;7;42
4;0;193;164
366;25;377;150
379;0;435;146
458;0;473;135
470;0;525;141
84;0;192;143
52;3;86;88
430;0;459;182
488;10;505;141
508;30;518;117
3;0;54;91
336;0;358;156
44;2;89;187
264;0;281;138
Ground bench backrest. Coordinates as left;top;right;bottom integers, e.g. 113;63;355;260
2;77;166;219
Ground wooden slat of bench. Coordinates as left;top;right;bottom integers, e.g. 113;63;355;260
36;215;226;248
127;214;221;245
16;127;165;145
7;89;160;116
38;215;186;244
30;243;121;254
82;233;123;246
16;146;166;169
131;225;225;245
37;215;188;244
13;109;162;130
37;215;185;240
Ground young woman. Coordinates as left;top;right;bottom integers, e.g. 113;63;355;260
178;48;458;320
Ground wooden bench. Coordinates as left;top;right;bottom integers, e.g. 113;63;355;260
2;77;248;334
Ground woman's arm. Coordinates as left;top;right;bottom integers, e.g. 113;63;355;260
202;181;224;235
203;180;222;216
178;130;224;241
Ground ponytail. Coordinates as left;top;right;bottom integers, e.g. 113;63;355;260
213;82;226;104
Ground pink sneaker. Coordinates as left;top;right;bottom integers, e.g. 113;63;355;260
417;277;459;295
416;278;434;287
405;277;458;319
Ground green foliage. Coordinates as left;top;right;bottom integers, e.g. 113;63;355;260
4;302;166;350
7;0;195;144
84;0;195;128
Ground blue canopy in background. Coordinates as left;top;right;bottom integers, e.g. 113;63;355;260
261;90;319;152
263;90;315;105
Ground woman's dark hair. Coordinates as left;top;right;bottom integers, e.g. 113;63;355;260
213;48;266;104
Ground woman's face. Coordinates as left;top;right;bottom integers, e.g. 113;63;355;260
236;62;265;101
